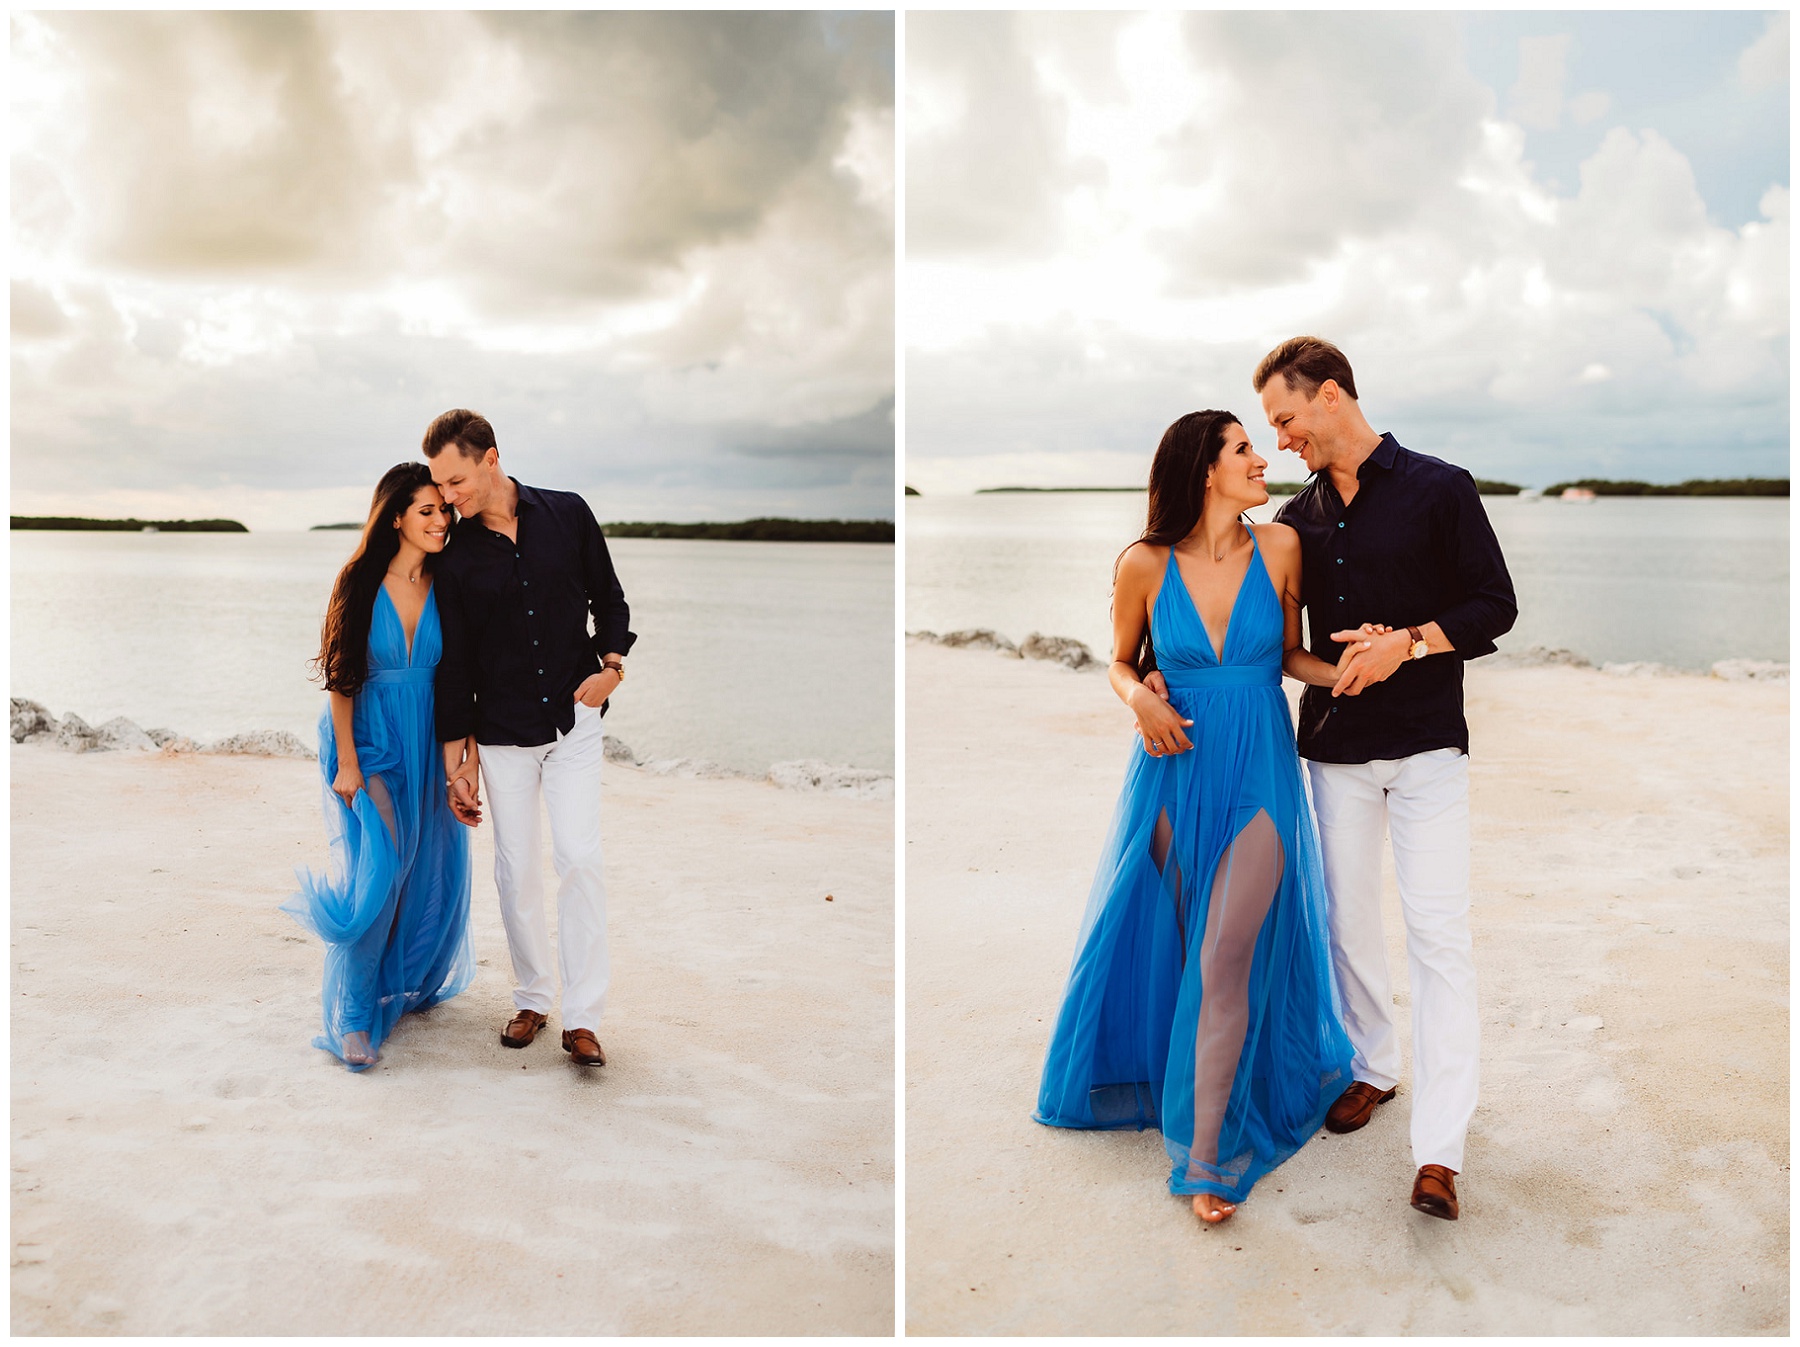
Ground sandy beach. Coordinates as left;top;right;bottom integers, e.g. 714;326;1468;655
905;639;1787;1335
12;747;893;1335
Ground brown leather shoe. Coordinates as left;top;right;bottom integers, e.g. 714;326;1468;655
1324;1081;1397;1133
562;1027;606;1067
500;1009;548;1048
1412;1164;1459;1220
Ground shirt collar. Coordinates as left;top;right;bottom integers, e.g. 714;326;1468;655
1364;433;1399;473
512;478;542;510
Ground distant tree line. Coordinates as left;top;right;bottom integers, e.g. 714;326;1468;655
601;517;894;542
1540;478;1788;497
11;516;248;532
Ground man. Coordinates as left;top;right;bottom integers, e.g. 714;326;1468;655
424;409;635;1069
1260;336;1517;1221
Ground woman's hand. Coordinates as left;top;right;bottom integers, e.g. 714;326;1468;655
1126;683;1194;757
332;761;364;809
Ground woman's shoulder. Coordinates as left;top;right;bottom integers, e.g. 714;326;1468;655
1250;521;1300;556
1115;539;1168;582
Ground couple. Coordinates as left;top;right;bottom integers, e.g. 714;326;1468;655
284;409;633;1073
1034;337;1517;1225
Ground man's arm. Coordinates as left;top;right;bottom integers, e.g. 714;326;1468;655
571;497;636;708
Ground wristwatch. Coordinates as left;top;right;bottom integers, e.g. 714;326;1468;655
1406;626;1429;660
602;658;625;681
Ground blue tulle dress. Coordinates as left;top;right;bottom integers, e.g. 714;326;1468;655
1034;533;1354;1202
284;584;475;1071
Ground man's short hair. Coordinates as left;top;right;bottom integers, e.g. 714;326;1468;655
422;409;497;461
1253;336;1359;401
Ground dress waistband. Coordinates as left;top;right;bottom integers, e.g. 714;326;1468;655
363;667;434;686
1160;665;1281;690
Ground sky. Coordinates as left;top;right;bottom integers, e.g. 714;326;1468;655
906;11;1789;491
12;11;894;529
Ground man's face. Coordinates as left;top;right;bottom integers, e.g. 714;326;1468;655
1260;375;1335;475
428;444;493;514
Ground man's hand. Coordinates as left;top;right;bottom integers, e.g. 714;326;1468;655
1328;626;1408;697
573;668;622;708
1126;682;1194;757
447;765;482;827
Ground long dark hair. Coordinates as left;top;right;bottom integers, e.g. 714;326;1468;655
1114;410;1242;676
312;462;443;695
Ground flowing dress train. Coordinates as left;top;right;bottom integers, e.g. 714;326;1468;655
1034;534;1355;1201
283;585;475;1070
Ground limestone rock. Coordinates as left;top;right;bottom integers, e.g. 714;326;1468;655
95;717;158;752
54;713;100;752
1486;646;1593;669
602;736;639;765
1020;632;1100;671
768;759;895;801
202;730;314;759
1711;659;1788;682
937;628;1019;655
11;698;56;743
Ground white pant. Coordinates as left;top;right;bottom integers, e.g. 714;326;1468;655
1307;747;1478;1172
479;702;610;1031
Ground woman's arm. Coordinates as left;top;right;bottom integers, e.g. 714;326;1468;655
328;689;363;807
1109;544;1194;756
1257;524;1373;688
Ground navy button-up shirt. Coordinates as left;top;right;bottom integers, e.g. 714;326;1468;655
1274;433;1516;764
434;479;636;747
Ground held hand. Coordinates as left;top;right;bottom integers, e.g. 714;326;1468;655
1127;684;1195;757
447;765;482;827
332;763;364;810
1328;628;1408;698
573;669;621;708
1143;670;1171;703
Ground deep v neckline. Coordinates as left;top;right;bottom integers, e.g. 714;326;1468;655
379;580;433;666
1166;531;1263;665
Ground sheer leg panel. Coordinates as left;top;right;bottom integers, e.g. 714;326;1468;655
1188;808;1285;1173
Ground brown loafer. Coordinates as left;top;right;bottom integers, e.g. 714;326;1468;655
1324;1081;1397;1133
562;1028;606;1067
1412;1164;1459;1220
501;1009;548;1048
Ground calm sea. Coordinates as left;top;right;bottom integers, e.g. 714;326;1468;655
905;493;1789;671
12;531;894;776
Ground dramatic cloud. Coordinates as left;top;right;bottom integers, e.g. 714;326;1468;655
12;11;894;526
906;11;1787;492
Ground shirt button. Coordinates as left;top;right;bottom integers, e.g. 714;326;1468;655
540;697;548;704
538;669;544;675
1338;596;1345;602
527;609;534;616
1336;558;1343;565
522;580;528;586
1337;522;1345;529
533;640;539;646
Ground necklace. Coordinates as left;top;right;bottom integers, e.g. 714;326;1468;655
388;565;422;585
1209;523;1246;563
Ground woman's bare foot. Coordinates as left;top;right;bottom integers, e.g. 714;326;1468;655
1193;1192;1237;1224
342;1031;376;1067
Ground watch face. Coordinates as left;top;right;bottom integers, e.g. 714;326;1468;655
1412;640;1429;660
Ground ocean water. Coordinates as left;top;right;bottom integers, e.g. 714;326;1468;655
905;493;1789;671
11;531;895;776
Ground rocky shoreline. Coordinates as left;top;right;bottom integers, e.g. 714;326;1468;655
905;630;1789;682
9;697;893;800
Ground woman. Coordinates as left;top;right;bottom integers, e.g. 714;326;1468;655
1034;410;1365;1223
284;463;477;1071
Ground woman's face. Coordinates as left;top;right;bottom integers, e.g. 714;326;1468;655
1206;423;1270;509
394;485;452;553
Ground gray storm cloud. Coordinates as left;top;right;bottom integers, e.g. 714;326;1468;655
12;10;894;521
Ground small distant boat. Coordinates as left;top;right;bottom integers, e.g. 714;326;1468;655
1518;488;1543;503
140;525;159;533
1559;487;1597;503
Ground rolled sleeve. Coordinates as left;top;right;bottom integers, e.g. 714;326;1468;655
1433;472;1518;660
579;501;636;658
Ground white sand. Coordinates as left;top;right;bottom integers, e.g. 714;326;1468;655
905;640;1787;1335
12;747;893;1335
